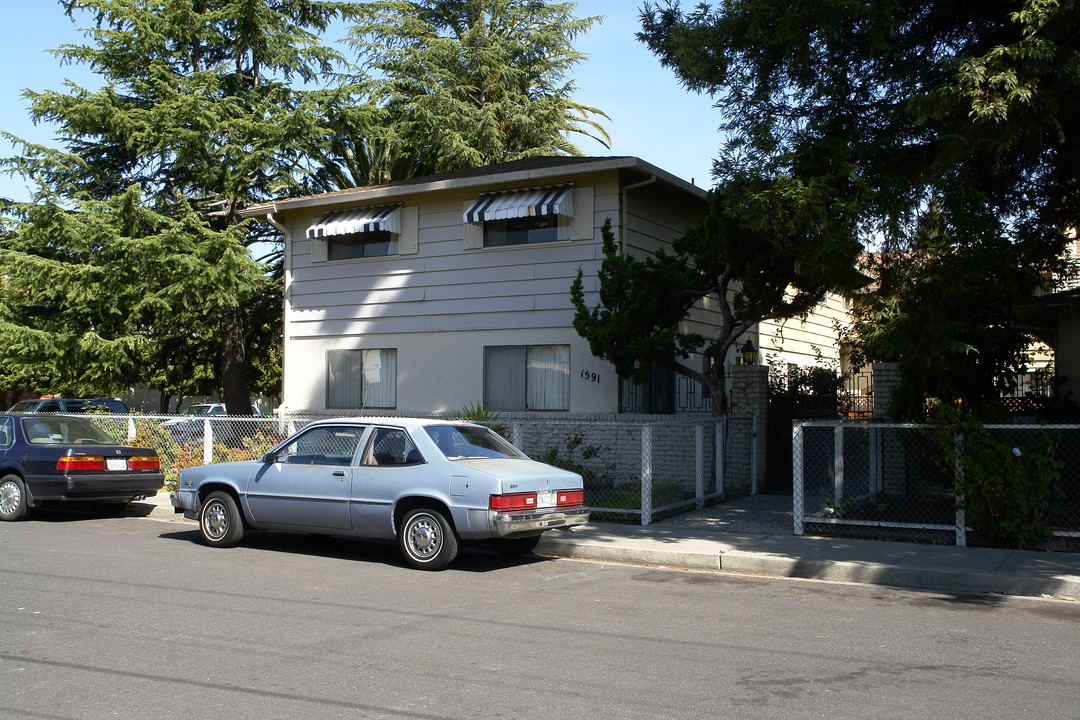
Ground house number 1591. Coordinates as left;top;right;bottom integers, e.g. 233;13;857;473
580;369;600;383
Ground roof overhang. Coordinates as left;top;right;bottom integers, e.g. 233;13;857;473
242;156;707;220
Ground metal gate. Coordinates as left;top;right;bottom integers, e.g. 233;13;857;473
766;368;874;493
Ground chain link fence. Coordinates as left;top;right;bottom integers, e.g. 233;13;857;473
73;411;757;526
794;419;1080;548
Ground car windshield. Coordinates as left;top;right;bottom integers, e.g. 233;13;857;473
183;405;217;415
21;416;120;445
7;401;39;412
424;425;525;460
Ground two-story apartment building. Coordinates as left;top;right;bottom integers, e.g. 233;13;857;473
243;156;850;416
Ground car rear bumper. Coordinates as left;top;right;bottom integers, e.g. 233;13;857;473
493;506;590;536
26;473;165;503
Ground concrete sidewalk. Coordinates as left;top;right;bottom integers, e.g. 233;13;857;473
136;492;1080;600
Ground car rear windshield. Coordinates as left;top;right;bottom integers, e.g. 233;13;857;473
424;425;525;460
21;416;121;445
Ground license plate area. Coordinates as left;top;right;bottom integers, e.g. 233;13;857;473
106;458;128;471
536;490;555;508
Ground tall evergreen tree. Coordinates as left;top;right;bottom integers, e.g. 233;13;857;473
305;0;610;190
0;0;361;411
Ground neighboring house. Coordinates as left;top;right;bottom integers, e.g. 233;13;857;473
243;156;853;416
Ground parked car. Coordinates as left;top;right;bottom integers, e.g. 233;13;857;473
8;397;130;414
161;403;261;443
0;413;164;521
171;417;590;569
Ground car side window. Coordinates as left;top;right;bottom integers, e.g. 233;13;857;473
363;428;424;467
0;417;12;449
275;426;365;466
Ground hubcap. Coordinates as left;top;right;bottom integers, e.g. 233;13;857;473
0;481;20;516
203;501;228;539
407;516;440;559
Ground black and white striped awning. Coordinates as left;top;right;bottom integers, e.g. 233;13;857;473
463;185;573;224
307;205;401;238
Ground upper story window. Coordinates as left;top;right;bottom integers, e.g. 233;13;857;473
328;230;397;259
464;185;576;248
307;204;417;261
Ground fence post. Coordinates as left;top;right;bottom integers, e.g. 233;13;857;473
695;423;705;509
715;418;726;499
833;422;844;508
954;432;967;547
202;418;213;465
641;424;653;526
750;414;759;495
793;421;804;535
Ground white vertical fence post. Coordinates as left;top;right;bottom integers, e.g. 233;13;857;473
202;418;213;465
750;414;759;495
954;432;967;547
695;423;705;509
833;422;844;507
641;424;653;526
793;422;805;535
715;418;726;499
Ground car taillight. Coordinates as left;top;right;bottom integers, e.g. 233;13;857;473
129;456;160;470
57;456;105;471
489;492;537;511
557;489;584;507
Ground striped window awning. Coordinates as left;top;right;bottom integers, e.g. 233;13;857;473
463;185;573;224
307;205;401;238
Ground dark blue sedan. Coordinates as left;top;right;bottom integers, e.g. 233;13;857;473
0;413;164;521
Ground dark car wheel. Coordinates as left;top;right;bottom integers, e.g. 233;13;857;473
0;474;29;522
199;491;245;548
398;507;458;570
491;534;542;557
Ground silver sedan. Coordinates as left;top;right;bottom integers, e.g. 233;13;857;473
171;417;590;569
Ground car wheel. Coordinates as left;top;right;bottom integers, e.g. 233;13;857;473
491;534;542;557
0;474;29;522
199;491;245;548
398;507;458;570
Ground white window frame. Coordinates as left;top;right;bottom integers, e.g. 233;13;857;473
309;206;418;262
483;345;571;411
464;187;593;250
326;348;398;409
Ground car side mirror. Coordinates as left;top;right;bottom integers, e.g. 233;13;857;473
260;452;278;464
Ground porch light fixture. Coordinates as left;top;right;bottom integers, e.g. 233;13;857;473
740;339;758;365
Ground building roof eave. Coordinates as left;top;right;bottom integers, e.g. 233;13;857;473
240;156;708;219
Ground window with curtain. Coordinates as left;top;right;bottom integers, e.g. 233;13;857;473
327;349;397;409
484;214;568;246
484;345;570;411
328;230;398;259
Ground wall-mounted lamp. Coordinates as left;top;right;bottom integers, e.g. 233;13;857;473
740;339;759;365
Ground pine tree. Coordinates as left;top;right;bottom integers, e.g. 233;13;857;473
306;0;610;190
0;0;361;410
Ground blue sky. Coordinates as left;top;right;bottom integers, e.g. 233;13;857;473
0;1;722;201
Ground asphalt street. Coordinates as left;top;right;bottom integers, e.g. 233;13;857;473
2;509;1079;719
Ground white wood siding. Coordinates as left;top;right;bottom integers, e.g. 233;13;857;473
284;179;618;341
760;292;852;366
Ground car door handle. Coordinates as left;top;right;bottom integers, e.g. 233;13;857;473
332;471;346;477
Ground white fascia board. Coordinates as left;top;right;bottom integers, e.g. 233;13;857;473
240;157;707;219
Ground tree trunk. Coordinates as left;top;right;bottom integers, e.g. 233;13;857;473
709;361;730;416
218;307;251;415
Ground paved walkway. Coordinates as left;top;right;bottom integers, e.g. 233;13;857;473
138;492;1080;600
